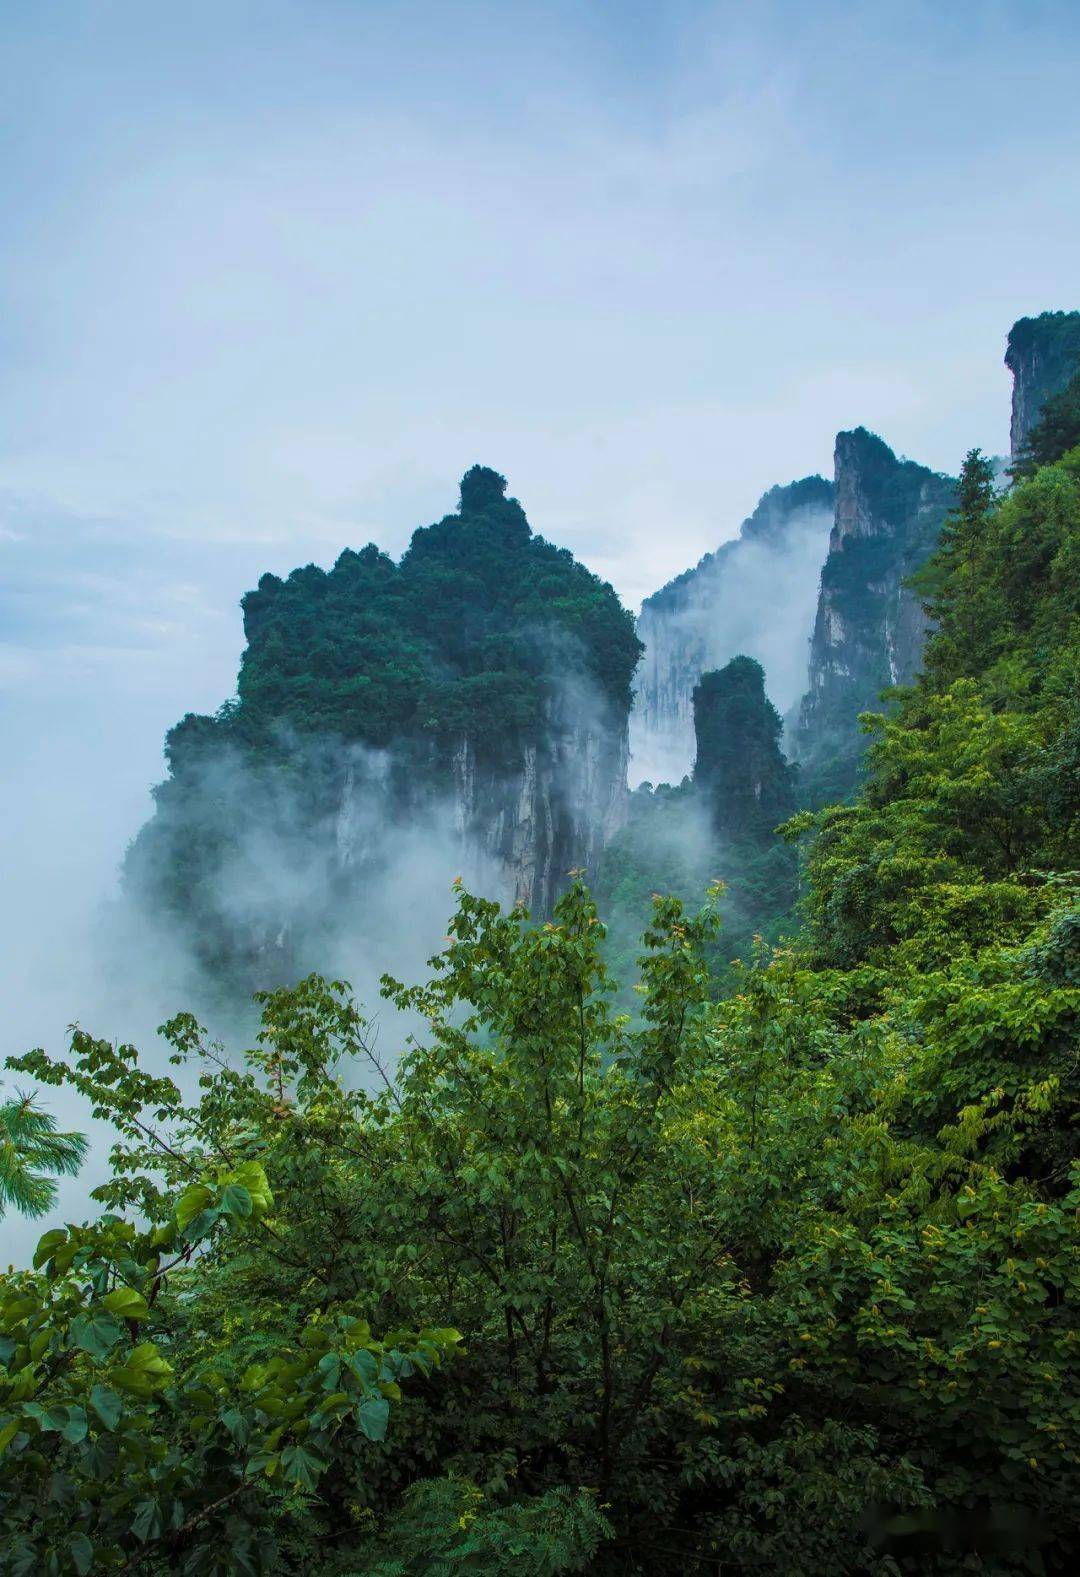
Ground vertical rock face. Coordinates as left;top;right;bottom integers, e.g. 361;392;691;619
791;429;954;799
631;476;834;786
446;690;630;916
1006;312;1080;458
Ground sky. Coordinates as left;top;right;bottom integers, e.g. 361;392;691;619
2;0;1080;1245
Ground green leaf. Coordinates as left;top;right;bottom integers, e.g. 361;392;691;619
60;1405;89;1444
89;1384;122;1431
423;1326;464;1349
231;1162;273;1217
183;1206;222;1241
70;1311;124;1359
6;1537;40;1577
280;1441;328;1490
346;1348;379;1385
130;1497;164;1542
220;1406;249;1446
111;1342;173;1398
68;1533;95;1575
220;1183;253;1219
103;1286;150;1322
0;1418;21;1453
82;1435;119;1477
357;1395;390;1442
175;1183;213;1233
318;1352;341;1388
32;1229;68;1270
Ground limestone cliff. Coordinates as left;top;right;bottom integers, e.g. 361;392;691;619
791;429;955;800
1006;312;1080;458
631;476;833;786
441;687;629;916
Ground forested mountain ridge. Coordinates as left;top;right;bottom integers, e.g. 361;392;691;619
635;311;1080;814
123;466;641;992
10;398;1080;1573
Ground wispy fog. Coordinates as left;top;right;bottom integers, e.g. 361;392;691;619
629;505;832;786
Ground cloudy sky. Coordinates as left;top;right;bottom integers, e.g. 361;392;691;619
2;0;1080;1183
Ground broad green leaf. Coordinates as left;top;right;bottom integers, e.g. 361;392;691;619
89;1384;122;1431
220;1406;249;1445
130;1497;164;1542
357;1395;390;1442
70;1311;124;1359
103;1286;150;1322
111;1342;173;1398
281;1442;328;1490
220;1183;253;1219
68;1533;95;1575
231;1161;273;1217
60;1405;89;1444
175;1183;213;1233
32;1228;68;1270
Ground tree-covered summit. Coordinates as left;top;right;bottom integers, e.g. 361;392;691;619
230;465;641;760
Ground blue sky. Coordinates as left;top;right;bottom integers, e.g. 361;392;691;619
4;1;1080;614
1;0;1079;1256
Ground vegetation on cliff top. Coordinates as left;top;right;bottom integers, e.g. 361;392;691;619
228;464;639;759
121;466;642;991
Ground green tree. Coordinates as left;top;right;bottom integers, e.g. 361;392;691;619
0;1099;455;1573
0;1094;86;1222
914;446;998;683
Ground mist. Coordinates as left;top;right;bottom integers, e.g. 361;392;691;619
629;503;833;787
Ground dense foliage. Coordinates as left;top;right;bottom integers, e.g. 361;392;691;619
122;466;642;992
176;466;640;765
8;423;1080;1570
